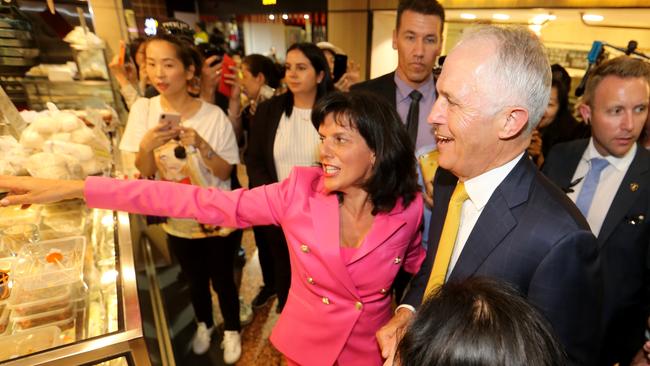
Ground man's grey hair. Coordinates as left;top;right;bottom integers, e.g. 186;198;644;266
457;25;551;132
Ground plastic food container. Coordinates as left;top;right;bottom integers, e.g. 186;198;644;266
10;284;71;317
0;301;10;335
12;303;74;331
0;206;41;228
13;236;86;291
0;326;61;360
40;212;86;238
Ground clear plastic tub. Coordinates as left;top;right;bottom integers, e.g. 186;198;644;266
0;326;61;360
40;211;86;238
13;236;86;291
9;284;71;317
0;206;41;228
0;301;9;335
12;303;74;331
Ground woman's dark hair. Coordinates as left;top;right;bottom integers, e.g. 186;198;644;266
145;34;202;79
550;63;571;115
311;91;418;214
397;277;568;366
243;54;281;89
127;37;147;76
284;42;334;117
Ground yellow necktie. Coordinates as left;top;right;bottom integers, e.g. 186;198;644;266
423;182;469;301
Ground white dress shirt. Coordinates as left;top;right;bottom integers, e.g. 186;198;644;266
567;139;636;236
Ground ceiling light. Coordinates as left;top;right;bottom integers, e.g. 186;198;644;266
530;14;551;25
460;13;477;20
582;14;604;22
492;13;510;21
548;14;557;21
268;14;275;20
304;14;310;20
282;14;288;20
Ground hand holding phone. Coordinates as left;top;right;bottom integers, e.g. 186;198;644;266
118;40;127;66
333;54;348;83
218;54;236;98
159;113;181;131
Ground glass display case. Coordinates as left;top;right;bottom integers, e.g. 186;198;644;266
0;202;151;366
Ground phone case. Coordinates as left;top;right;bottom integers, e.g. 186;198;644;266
218;54;236;98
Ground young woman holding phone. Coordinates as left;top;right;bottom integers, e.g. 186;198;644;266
118;34;243;363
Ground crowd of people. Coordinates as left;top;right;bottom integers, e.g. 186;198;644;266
2;0;650;365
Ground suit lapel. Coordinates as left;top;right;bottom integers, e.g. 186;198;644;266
265;95;286;182
598;146;649;246
449;156;532;280
557;140;589;190
349;210;406;264
309;193;359;298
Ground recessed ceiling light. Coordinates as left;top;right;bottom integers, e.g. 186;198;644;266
282;14;288;20
460;13;477;20
582;14;604;22
304;14;310;20
530;14;552;25
268;14;275;20
492;13;510;20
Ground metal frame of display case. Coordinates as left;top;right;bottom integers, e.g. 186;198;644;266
2;211;151;366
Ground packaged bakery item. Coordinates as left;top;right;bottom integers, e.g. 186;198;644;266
0;326;61;361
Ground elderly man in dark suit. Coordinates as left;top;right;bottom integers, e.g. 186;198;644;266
377;25;602;366
543;56;650;366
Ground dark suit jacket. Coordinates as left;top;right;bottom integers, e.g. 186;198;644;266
351;72;399;110
543;139;650;365
403;155;602;365
244;93;289;188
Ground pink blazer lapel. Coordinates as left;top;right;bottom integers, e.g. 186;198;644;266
309;193;360;299
349;213;406;264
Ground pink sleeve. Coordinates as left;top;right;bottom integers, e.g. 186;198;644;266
402;194;426;274
84;173;298;228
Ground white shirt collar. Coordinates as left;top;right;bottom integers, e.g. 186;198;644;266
464;152;525;210
584;138;636;172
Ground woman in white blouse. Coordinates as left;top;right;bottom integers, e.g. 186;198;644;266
244;43;334;313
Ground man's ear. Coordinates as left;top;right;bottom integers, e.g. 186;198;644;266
578;103;592;125
186;64;196;81
498;108;529;139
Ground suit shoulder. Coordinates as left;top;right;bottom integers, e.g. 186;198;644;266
531;171;591;231
352;72;394;91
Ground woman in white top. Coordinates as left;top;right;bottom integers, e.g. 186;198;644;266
244;43;334;313
118;34;243;364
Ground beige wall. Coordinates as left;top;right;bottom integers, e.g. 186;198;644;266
327;11;369;81
89;0;129;56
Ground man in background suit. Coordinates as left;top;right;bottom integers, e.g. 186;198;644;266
544;56;650;366
352;0;445;301
377;25;602;366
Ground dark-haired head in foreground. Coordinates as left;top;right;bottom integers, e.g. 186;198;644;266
397;277;568;366
311;91;418;214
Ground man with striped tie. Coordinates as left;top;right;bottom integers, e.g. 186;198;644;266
377;25;602;366
544;56;650;366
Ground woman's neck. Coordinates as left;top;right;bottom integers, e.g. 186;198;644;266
293;90;317;109
160;91;195;116
340;188;373;219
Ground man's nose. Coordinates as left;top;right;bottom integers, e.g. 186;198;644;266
427;98;445;126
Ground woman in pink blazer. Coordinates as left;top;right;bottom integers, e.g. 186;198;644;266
0;91;425;366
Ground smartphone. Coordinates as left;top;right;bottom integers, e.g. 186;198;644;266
333;54;348;83
198;43;225;67
159;113;181;130
218;54;236;98
118;40;127;65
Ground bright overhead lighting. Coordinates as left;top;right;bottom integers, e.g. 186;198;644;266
530;14;552;25
460;13;477;20
582;14;604;22
304;14;310;20
282;14;288;20
492;13;510;20
268;14;275;20
548;14;557;21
